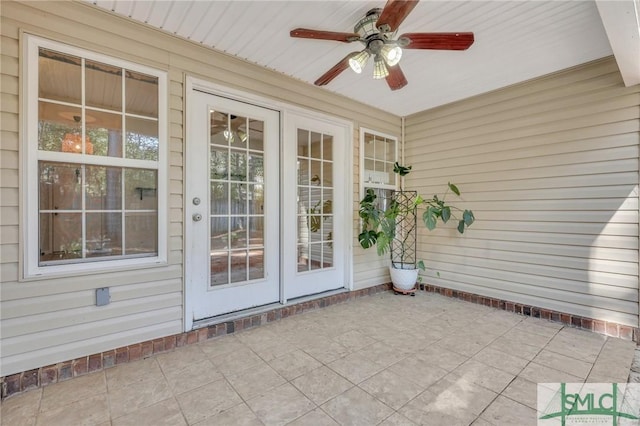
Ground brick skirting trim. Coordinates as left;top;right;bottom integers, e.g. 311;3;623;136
0;284;390;400
416;282;640;342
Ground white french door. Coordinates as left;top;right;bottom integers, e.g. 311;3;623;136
185;82;350;328
282;113;347;300
186;90;280;323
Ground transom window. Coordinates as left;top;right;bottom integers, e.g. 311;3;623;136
24;35;167;277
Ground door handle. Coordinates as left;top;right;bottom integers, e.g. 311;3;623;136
192;213;202;222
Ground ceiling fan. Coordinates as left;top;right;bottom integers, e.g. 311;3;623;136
290;0;474;91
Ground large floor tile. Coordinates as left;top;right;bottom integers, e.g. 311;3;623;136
501;377;541;409
246;383;315;426
105;357;164;390
359;369;425;410
40;372;106;411
544;328;606;363
328;352;385;384
0;388;41;426
353;341;411;368
208;345;265;376
225;362;286;400
418;345;470;372
287;408;339;426
291;365;353;405
36;394;109;426
108;376;172;418
532;349;592;379
518;362;583;385
399;390;478;426
486;337;542;361
321;386;394;426
379;412;418;425
472;346;529;376
192;402;262;426
156;344;208;376
480;395;538;426
332;330;378;352
176;378;243;425
388;355;449;388
427;375;498;415
450;359;515;394
163;359;223;395
302;340;352;364
268;349;322;380
112;397;186;426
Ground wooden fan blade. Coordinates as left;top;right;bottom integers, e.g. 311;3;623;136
386;65;408;91
314;53;356;86
399;32;475;50
376;0;419;32
290;28;360;43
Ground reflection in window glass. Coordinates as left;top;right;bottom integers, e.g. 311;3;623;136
32;39;163;271
126;70;158;117
208;110;266;286
87;110;122;157
39;48;81;103
86;212;123;257
38;163;158;265
86;59;122;111
39;213;82;262
296;127;334;273
126;116;158;160
85;165;122;210
125;212;157;255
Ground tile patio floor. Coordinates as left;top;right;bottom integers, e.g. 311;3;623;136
1;291;637;425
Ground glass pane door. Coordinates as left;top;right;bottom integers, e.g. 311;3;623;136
210;112;266;286
186;88;279;325
283;111;347;301
296;129;334;272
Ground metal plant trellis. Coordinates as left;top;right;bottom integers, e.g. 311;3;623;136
390;190;417;269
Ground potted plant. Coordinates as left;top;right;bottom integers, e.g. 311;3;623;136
358;163;474;293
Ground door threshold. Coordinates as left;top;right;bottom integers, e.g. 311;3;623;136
192;287;349;330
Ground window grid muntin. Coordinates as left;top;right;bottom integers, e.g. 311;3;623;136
297;129;334;274
30;37;164;273
209;111;266;287
361;129;398;191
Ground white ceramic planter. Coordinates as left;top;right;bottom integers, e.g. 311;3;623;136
389;265;418;291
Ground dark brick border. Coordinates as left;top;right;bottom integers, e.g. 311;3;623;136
417;283;640;342
0;284;390;400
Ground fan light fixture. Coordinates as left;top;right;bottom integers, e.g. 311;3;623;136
348;50;370;74
381;45;402;66
290;2;475;90
373;56;389;79
61;115;93;154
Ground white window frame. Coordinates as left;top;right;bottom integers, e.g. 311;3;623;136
22;34;168;279
359;127;399;199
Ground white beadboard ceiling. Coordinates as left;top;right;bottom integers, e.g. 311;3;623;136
85;0;624;117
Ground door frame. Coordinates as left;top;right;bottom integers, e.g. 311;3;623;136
184;76;353;331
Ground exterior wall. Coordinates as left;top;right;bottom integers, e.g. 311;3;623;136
0;0;400;377
405;57;640;327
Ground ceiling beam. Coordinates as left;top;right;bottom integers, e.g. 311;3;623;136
596;0;640;87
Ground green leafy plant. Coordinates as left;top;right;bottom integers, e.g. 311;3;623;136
358;162;474;269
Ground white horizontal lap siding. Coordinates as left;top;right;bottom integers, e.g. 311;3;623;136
0;1;400;376
406;57;640;327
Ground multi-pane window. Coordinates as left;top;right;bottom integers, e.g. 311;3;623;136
25;35;166;276
360;128;399;209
